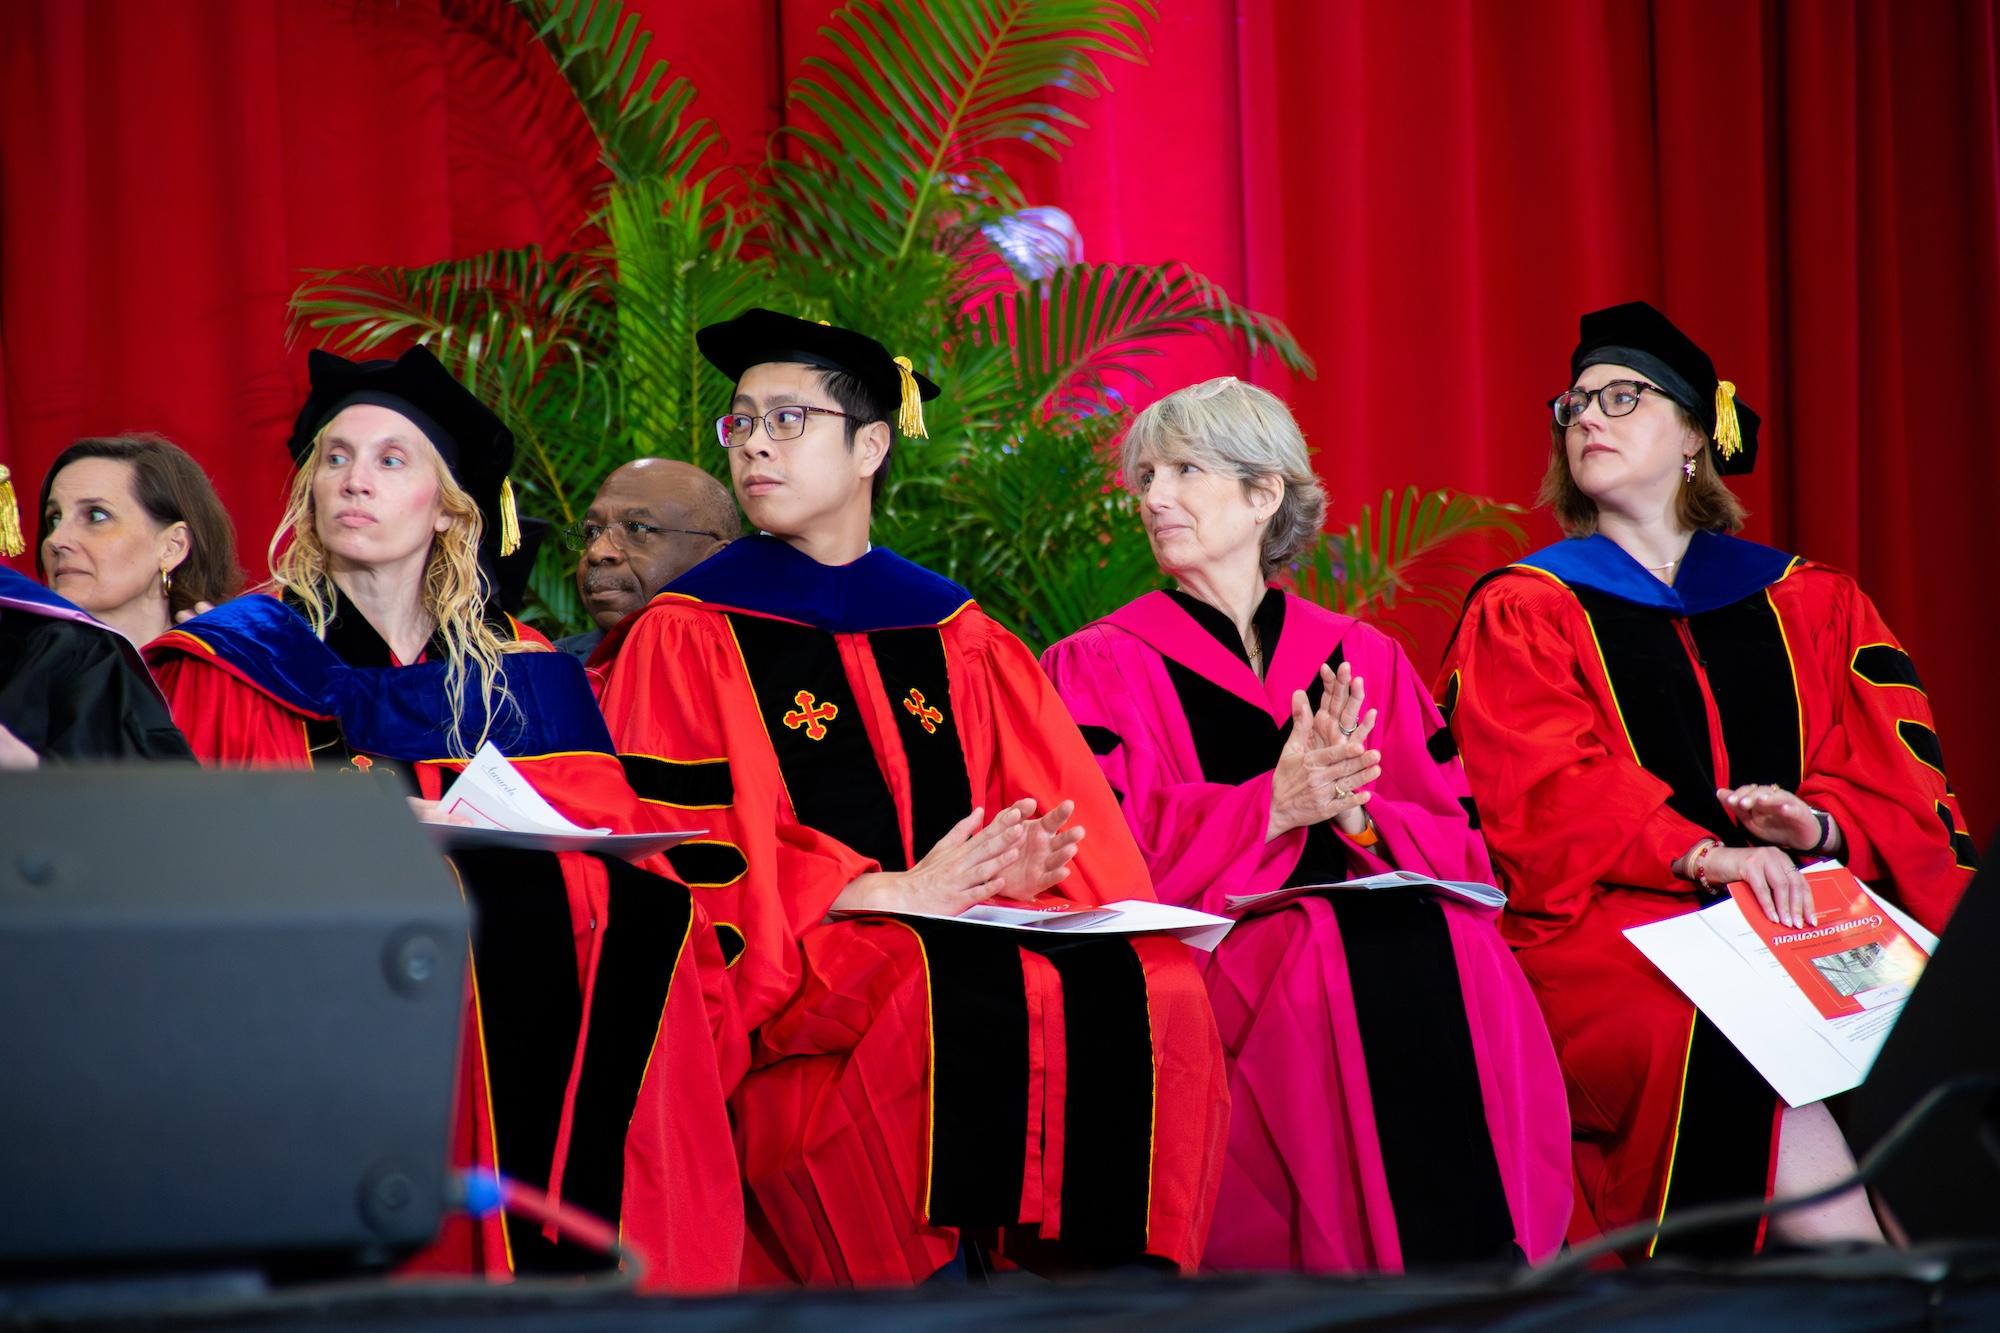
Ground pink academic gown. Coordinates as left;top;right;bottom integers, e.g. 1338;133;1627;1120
1043;589;1569;1273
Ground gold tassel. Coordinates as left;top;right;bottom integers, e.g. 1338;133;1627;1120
1713;380;1743;462
0;465;22;559
498;476;521;557
892;355;928;439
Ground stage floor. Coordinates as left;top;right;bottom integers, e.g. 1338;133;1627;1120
11;1247;1999;1332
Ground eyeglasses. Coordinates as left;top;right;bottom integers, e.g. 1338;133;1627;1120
560;520;724;553
714;405;854;449
1552;380;1665;428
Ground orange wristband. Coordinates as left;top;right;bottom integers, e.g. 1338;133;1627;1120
1347;819;1380;848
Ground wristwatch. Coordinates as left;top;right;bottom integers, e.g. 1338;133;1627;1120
1803;807;1833;855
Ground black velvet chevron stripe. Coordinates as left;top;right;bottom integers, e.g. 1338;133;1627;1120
712;922;746;967
620;753;733;808
663;840;749;887
1939;800;1981;868
1898;720;1947;778
1952;831;1982;869
1851;644;1925;692
1078;724;1122;756
1459;795;1482;830
1426;725;1459;764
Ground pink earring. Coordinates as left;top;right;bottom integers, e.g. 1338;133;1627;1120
1683;457;1697;483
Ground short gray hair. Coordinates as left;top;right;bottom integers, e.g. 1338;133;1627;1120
1119;377;1327;576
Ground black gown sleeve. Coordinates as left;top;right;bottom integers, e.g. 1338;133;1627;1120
0;613;193;761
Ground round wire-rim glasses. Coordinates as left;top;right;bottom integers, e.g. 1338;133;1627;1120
714;405;855;449
1551;379;1665;428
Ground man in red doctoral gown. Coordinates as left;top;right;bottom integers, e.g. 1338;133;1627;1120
594;309;1228;1285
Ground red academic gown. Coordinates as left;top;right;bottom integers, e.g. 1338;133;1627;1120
146;592;747;1292
1437;531;1974;1258
593;536;1228;1286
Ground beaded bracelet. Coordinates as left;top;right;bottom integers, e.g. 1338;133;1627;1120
1690;839;1722;891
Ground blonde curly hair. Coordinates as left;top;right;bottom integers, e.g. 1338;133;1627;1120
268;425;534;756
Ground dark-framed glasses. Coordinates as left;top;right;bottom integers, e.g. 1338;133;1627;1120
1551;379;1664;428
714;405;854;449
560;520;723;553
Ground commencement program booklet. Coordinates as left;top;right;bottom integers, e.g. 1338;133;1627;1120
1623;863;1937;1106
1227;870;1507;915
830;898;1235;952
424;742;703;862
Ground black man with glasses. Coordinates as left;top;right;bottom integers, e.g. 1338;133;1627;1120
1439;301;1973;1261
553;458;737;664
594;308;1227;1286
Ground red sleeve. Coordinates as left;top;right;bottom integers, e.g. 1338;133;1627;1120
956;610;1158;907
147;644;314;766
597;603;875;1029
1775;566;1973;934
1436;573;1714;946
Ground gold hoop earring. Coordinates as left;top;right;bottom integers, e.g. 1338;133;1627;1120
160;564;173;598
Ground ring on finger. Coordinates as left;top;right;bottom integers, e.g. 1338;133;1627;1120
1338;722;1358;737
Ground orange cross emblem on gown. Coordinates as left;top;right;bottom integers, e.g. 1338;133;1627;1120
783;690;838;741
902;688;944;734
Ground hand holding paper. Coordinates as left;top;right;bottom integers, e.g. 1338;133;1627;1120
1624;863;1936;1106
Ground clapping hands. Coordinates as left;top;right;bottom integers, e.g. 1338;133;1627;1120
834;798;1085;918
1267;663;1381;840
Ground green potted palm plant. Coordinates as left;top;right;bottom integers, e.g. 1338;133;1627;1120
291;0;1520;647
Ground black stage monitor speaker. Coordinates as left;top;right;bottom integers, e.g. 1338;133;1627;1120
1850;840;2000;1243
0;768;467;1272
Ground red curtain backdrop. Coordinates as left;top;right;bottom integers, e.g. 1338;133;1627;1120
3;0;1994;843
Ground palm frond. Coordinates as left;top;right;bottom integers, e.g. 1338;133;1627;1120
968;261;1315;417
1292;487;1528;620
510;0;719;188
288;246;611;357
601;177;779;463
767;0;1152;272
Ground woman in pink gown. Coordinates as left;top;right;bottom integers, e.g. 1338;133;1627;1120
1043;378;1569;1272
